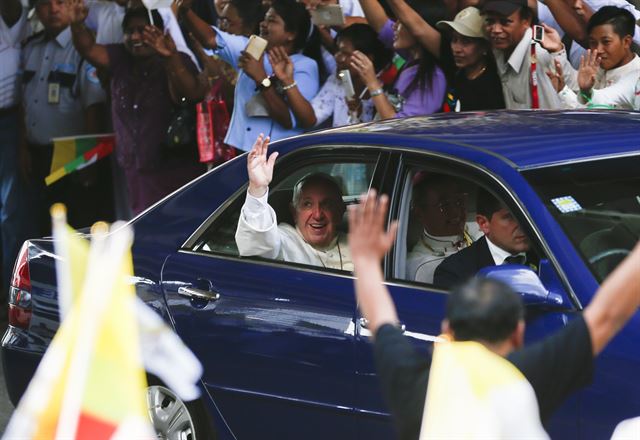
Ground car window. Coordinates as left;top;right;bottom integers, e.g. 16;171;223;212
192;156;378;273
523;155;640;282
395;166;480;286
392;159;545;290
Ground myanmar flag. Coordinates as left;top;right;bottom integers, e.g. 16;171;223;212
45;134;115;186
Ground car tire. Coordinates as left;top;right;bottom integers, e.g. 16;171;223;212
146;376;215;440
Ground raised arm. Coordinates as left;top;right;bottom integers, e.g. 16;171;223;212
583;241;640;355
67;0;109;70
268;47;318;128
358;0;389;33
351;51;397;119
247;134;278;197
143;26;204;102
178;0;217;50
348;190;399;336
543;0;590;47
387;0;442;58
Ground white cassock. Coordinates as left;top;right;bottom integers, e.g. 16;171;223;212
406;222;481;284
235;190;353;271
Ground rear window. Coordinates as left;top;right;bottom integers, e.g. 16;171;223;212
523;155;640;282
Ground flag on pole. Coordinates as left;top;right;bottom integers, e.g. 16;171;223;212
419;340;549;439
3;212;154;439
45;134;115;186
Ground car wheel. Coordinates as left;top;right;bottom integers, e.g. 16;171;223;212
146;380;213;440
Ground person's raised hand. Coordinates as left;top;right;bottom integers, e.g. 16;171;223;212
247;134;277;197
348;190;398;267
66;0;89;25
578;49;600;93
239;50;267;82
350;50;378;90
143;25;178;58
546;58;565;93
268;46;294;84
540;23;563;53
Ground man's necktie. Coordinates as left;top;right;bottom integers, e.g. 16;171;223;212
504;254;527;265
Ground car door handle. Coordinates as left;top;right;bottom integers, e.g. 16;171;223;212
359;317;406;333
178;286;221;302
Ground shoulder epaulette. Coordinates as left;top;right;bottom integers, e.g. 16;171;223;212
22;30;44;47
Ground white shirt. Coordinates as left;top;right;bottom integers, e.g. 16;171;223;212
558;55;640;109
0;9;29;109
493;28;562;109
538;0;640;68
406;229;469;284
485;237;526;266
235;189;353;271
85;2;197;66
311;74;375;127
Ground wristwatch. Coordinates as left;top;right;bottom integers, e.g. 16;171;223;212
257;75;273;91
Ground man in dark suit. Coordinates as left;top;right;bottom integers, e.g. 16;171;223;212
434;189;531;289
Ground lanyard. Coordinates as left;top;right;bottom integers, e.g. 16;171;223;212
530;39;540;109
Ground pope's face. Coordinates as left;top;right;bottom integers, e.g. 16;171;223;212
293;181;344;248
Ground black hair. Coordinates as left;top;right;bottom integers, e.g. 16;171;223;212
227;0;263;35
270;0;327;82
587;6;635;39
412;173;459;207
476;188;503;220
447;277;524;343
122;7;164;31
517;5;535;23
404;0;448;92
335;24;393;72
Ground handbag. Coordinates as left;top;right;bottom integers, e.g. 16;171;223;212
166;97;198;158
197;80;235;165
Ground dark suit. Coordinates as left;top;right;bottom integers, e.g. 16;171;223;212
433;236;496;289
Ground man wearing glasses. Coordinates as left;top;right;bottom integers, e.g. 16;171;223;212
406;173;477;284
434;188;532;288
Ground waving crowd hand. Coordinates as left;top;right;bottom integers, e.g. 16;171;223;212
578;49;602;95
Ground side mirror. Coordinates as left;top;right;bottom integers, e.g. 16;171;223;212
477;259;570;309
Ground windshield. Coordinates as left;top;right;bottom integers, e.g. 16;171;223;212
523;156;640;282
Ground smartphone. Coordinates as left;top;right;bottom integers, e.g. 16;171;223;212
245;35;268;60
310;4;345;27
338;69;355;100
532;25;544;43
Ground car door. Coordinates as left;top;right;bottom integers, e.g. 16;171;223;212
354;152;580;439
161;148;390;439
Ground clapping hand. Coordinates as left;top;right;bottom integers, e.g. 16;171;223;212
66;0;89;24
268;46;294;85
546;58;565;93
142;25;178;58
578;49;601;94
247;134;278;198
348;190;398;266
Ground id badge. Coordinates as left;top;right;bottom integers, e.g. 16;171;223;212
48;82;60;104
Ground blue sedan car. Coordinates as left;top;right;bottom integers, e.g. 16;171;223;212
3;110;640;439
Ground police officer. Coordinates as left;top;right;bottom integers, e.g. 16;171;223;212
21;0;111;234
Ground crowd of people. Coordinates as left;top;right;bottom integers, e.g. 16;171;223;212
1;0;639;432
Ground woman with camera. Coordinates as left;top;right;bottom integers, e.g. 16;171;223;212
180;0;323;152
268;23;392;128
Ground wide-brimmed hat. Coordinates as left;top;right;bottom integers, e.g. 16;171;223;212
482;0;527;17
436;7;484;39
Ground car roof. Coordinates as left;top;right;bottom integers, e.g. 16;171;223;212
315;110;640;170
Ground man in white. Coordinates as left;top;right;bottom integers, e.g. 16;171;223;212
235;134;352;271
550;6;640;109
483;0;565;109
406;174;477;284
